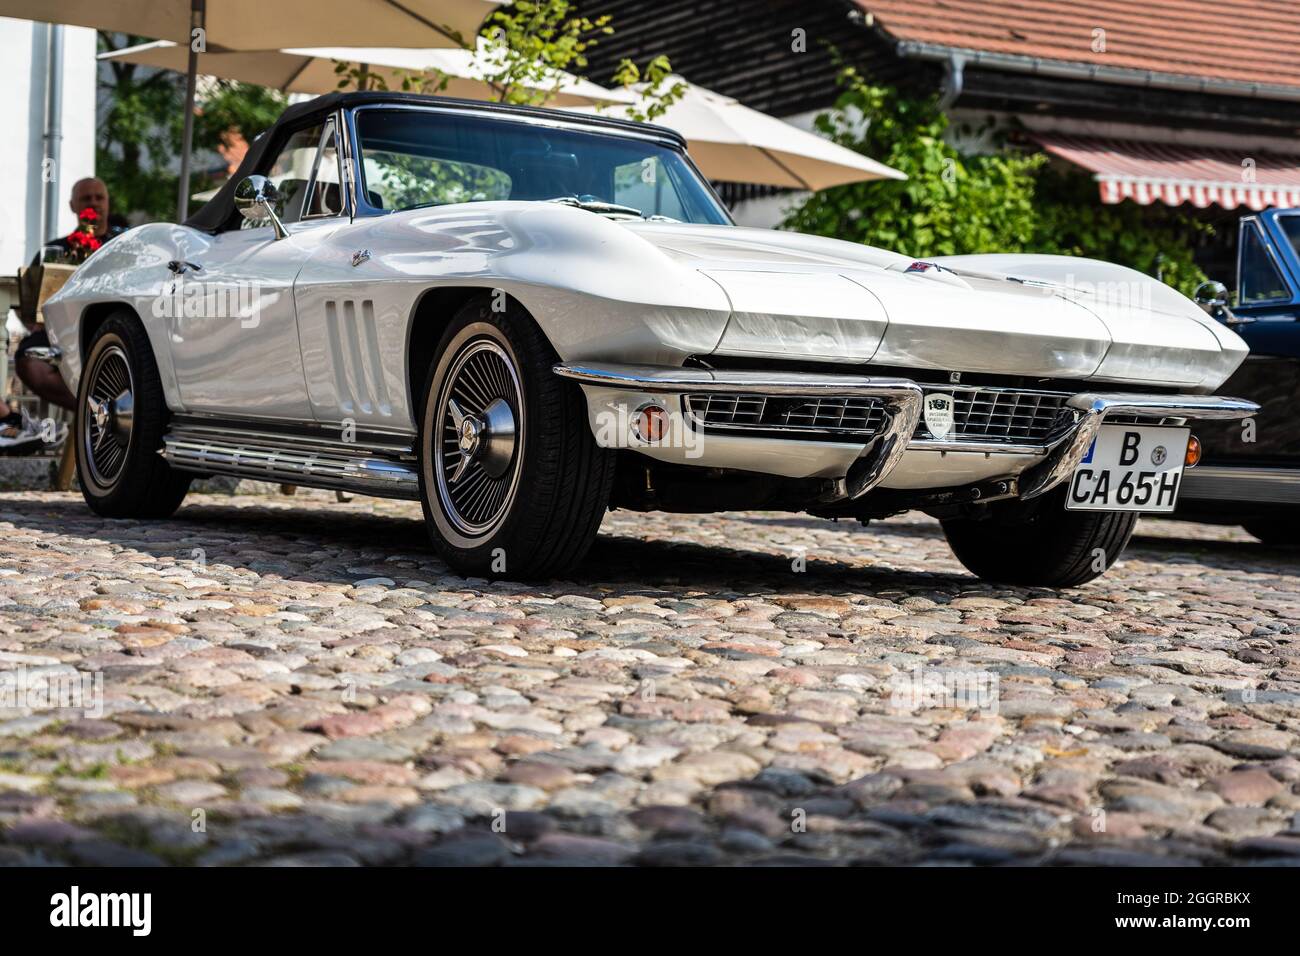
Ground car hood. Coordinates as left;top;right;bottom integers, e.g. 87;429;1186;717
621;222;1247;391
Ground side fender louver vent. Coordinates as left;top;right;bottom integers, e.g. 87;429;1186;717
325;298;393;417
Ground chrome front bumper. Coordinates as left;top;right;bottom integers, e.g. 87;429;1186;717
554;363;1259;504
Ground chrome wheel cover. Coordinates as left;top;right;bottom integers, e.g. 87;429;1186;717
433;338;523;537
82;343;135;488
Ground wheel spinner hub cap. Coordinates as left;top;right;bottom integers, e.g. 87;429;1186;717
457;416;481;457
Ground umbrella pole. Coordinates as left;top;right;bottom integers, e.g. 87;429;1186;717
176;0;206;222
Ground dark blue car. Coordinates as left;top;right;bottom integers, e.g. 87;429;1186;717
1180;208;1300;543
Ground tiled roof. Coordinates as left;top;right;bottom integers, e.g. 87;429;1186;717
859;0;1300;92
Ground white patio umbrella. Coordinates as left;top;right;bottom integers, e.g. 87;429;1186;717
1;0;501;219
576;77;906;190
99;39;636;108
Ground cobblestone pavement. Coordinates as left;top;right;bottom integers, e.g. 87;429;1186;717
1;490;1299;866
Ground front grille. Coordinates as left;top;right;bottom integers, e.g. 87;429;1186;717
685;393;888;438
916;387;1073;444
685;386;1083;446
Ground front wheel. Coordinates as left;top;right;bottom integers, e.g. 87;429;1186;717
417;296;615;579
941;488;1138;587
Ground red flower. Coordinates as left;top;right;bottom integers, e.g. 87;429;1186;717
63;212;103;263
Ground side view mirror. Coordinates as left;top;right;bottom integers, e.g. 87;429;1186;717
1193;280;1228;312
1193;279;1254;327
234;175;287;239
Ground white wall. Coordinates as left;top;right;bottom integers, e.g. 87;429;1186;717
0;18;97;275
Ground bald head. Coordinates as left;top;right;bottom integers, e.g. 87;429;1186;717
69;178;109;236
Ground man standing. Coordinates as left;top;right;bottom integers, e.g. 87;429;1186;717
2;177;124;453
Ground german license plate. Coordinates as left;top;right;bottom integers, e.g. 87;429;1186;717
1066;425;1190;513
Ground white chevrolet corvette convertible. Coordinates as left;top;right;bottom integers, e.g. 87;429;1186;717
42;91;1257;586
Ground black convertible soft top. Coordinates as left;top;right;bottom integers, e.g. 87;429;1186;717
183;91;686;234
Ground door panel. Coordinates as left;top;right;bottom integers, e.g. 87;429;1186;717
1198;353;1300;466
1199;215;1300;468
164;222;335;420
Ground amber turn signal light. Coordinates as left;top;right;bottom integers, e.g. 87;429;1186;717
633;403;669;443
1185;435;1202;468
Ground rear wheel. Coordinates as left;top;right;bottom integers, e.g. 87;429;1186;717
417;296;615;579
941;488;1138;587
77;312;191;518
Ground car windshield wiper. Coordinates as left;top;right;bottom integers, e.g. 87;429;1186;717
546;196;645;218
393;196;660;219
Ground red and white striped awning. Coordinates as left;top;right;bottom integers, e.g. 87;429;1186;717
1034;134;1300;211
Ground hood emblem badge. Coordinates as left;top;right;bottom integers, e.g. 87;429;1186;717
351;249;371;267
924;394;956;440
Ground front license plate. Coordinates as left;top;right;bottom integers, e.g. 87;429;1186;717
1066;425;1190;513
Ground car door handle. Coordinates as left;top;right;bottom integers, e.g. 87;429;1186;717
167;260;202;275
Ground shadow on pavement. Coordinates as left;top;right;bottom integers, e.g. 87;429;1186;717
0;496;976;596
1127;528;1300;573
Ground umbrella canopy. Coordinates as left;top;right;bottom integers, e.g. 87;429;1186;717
2;0;501;219
0;0;498;47
577;78;905;191
99;39;636;107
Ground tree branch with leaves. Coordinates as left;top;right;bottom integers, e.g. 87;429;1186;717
331;0;685;118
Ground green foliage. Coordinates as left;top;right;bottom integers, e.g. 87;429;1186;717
480;0;612;106
96;33;287;222
96;34;187;222
783;67;1211;296
193;81;286;153
368;150;511;210
609;54;686;122
332;59;451;95
332;0;684;116
1032;167;1212;296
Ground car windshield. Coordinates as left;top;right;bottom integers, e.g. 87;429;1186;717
354;108;731;225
